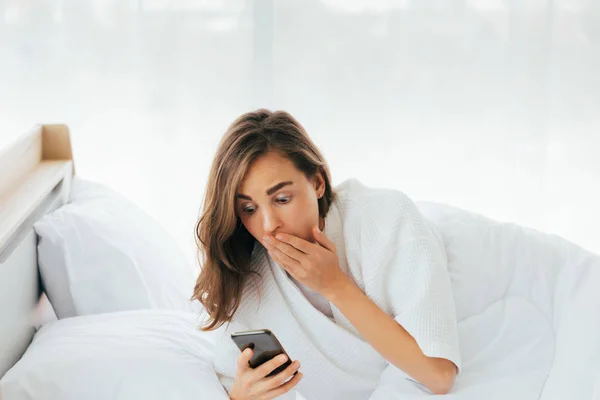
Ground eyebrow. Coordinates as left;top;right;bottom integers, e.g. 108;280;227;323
236;181;294;200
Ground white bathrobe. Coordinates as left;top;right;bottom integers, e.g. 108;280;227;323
212;178;462;399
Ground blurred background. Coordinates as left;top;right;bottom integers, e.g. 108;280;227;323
1;0;599;271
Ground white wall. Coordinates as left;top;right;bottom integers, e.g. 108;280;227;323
1;0;599;270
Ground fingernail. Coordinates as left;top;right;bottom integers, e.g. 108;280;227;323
264;236;273;243
292;361;300;369
278;354;288;362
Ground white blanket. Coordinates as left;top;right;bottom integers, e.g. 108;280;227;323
410;201;600;399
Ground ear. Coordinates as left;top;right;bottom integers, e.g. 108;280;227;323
313;170;325;194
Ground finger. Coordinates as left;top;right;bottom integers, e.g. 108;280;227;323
312;225;335;252
263;371;303;399
274;233;315;254
252;353;291;381
267;236;306;261
236;348;254;371
262;359;301;391
267;244;301;272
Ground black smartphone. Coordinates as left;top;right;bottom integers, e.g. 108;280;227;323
230;329;295;377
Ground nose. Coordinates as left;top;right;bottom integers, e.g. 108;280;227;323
262;208;281;235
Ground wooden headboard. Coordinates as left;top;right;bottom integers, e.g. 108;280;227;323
0;124;75;383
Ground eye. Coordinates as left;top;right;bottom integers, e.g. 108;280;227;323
242;206;255;215
241;196;290;216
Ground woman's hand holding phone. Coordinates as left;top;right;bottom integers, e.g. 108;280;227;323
229;348;303;400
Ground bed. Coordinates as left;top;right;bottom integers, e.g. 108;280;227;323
1;125;600;400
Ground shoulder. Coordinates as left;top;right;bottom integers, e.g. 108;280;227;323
333;178;417;221
334;178;435;243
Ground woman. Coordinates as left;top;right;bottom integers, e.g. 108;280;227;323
192;109;461;400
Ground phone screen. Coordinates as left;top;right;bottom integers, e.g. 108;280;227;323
231;329;293;377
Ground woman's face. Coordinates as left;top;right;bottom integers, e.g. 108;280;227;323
236;151;325;248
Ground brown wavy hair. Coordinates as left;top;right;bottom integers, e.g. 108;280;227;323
192;109;336;331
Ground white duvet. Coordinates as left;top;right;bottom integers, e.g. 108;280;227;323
402;201;600;400
2;202;600;399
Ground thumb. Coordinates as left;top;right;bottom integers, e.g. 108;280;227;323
243;347;254;360
313;225;334;251
237;347;253;370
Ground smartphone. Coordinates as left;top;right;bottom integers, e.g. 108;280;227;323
230;329;295;377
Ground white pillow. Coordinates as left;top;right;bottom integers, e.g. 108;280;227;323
0;310;229;400
34;177;201;318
